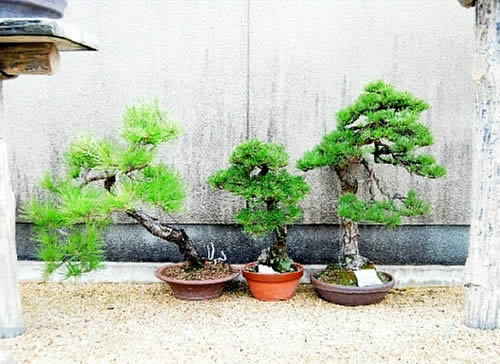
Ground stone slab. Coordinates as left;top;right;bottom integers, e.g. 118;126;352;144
18;260;465;288
0;19;98;51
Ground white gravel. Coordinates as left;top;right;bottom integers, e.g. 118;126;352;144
1;282;499;363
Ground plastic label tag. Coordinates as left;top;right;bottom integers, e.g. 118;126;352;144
354;269;382;287
258;265;279;274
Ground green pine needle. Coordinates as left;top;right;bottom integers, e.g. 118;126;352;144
24;100;186;279
209;139;309;238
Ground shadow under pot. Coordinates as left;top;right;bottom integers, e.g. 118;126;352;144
242;262;304;301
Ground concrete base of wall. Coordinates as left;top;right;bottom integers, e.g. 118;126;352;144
0;325;24;339
16;223;470;265
19;261;464;289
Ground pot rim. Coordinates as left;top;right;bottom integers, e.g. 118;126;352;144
155;263;240;285
242;262;304;282
310;270;395;294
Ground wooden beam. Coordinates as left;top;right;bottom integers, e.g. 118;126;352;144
0;70;17;80
0;42;59;77
464;0;500;330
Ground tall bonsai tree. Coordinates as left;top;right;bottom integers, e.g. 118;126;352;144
24;100;205;278
297;81;446;271
209;140;310;273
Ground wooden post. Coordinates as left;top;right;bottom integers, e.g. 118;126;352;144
458;0;476;7
0;80;24;338
463;0;500;330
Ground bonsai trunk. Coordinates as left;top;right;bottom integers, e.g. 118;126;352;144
126;209;204;269
267;195;289;259
336;165;367;270
256;197;290;266
340;217;360;257
271;225;288;258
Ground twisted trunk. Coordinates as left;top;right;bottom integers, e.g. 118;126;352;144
104;175;204;269
272;225;288;258
256;163;290;263
336;165;367;270
126;209;204;269
340;217;360;257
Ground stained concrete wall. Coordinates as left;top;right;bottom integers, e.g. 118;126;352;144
3;0;475;263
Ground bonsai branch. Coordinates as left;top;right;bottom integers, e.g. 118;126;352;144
81;164;148;187
82;171;112;185
361;159;405;202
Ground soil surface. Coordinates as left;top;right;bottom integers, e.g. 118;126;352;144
160;261;233;280
316;264;390;285
2;283;499;363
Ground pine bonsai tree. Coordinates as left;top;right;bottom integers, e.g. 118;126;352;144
297;81;446;272
208;140;310;273
24;100;206;278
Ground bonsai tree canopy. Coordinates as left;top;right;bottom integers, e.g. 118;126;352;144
209;140;310;273
24;100;205;278
297;80;445;271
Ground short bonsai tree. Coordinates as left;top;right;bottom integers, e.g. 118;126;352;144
208;140;310;273
24;100;213;278
297;81;446;275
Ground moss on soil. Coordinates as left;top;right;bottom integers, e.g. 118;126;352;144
161;261;233;280
316;263;390;286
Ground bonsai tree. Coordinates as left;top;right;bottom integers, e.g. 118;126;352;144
208;140;310;273
297;81;446;273
24;100;208;278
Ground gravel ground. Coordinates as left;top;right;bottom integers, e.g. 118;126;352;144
2;282;499;363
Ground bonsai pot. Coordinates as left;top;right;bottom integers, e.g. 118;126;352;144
310;271;395;306
242;262;304;301
155;263;240;301
0;0;67;18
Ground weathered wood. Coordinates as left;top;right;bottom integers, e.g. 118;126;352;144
464;0;500;330
0;43;59;76
0;71;17;81
458;0;476;8
0;138;24;337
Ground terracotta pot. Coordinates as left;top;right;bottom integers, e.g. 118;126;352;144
0;0;67;19
310;270;395;306
155;263;240;301
242;262;304;301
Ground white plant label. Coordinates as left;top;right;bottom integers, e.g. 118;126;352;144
257;265;279;274
354;269;382;287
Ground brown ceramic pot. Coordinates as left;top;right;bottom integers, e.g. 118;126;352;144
310;270;395;306
155;263;240;301
0;0;67;18
242;262;304;301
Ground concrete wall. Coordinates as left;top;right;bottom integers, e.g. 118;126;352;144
3;0;475;263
